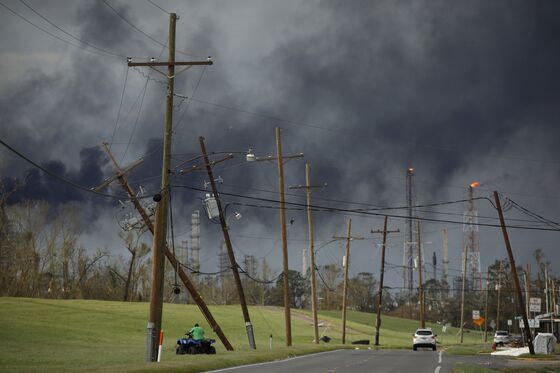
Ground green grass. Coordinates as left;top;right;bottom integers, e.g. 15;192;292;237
316;309;487;348
0;298;488;372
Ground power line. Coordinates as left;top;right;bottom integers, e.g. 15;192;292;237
18;0;132;59
0;136;157;200
0;1;117;58
218;182;554;225
120;76;150;164
146;0;170;14
171;184;560;232
508;198;560;228
101;0;203;58
216;181;486;213
109;65;129;149
174;66;207;132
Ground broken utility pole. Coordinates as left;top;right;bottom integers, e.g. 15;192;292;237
96;143;233;352
333;219;364;344
289;163;326;344
493;191;535;355
199;136;256;350
128;13;213;362
371;216;399;346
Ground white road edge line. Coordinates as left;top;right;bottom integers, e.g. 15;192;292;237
434;366;441;373
205;349;344;373
438;350;442;364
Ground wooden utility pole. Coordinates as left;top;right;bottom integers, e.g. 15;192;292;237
493;191;534;355
334;219;364;344
128;13;213;362
97;143;233;352
276;127;292;346
249;128;303;347
288;163;326;344
371;216;399;346
484;273;489;342
199;137;256;349
460;239;468;343
526;264;531;317
417;220;425;328
342;219;352;345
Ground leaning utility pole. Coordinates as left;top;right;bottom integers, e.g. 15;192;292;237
127;15;213;361
493;191;534;355
199;137;256;349
334;219;364;344
289;163;326;344
371;217;399;346
96;143;233;352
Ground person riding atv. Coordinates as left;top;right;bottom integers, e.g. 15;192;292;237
176;323;216;355
189;323;205;341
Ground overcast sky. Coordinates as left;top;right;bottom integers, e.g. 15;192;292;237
1;0;559;291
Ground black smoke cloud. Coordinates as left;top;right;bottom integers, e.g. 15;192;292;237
3;145;107;205
1;0;560;275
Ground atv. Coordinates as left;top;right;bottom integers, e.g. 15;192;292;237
176;331;216;355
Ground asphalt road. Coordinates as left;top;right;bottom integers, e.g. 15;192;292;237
205;348;555;373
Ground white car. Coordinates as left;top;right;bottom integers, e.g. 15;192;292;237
412;328;437;351
493;331;510;346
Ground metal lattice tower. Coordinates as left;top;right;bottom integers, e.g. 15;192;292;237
218;240;230;304
177;240;189;303
302;248;308;278
190;210;200;274
403;167;418;294
432;251;437;281
463;185;482;291
244;255;256;277
218;240;230;277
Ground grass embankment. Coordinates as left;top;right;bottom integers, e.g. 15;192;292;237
0;297;484;372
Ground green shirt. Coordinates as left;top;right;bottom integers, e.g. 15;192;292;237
189;326;205;340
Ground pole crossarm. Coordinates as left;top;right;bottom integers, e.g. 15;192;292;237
177;154;233;175
92;144;144;191
129;60;212;79
288;183;327;190
254;153;304;162
174;152;234;173
128;61;213;67
333;236;364;241
371;229;400;235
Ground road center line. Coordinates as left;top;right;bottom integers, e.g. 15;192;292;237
434;366;441;373
438;350;442;364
